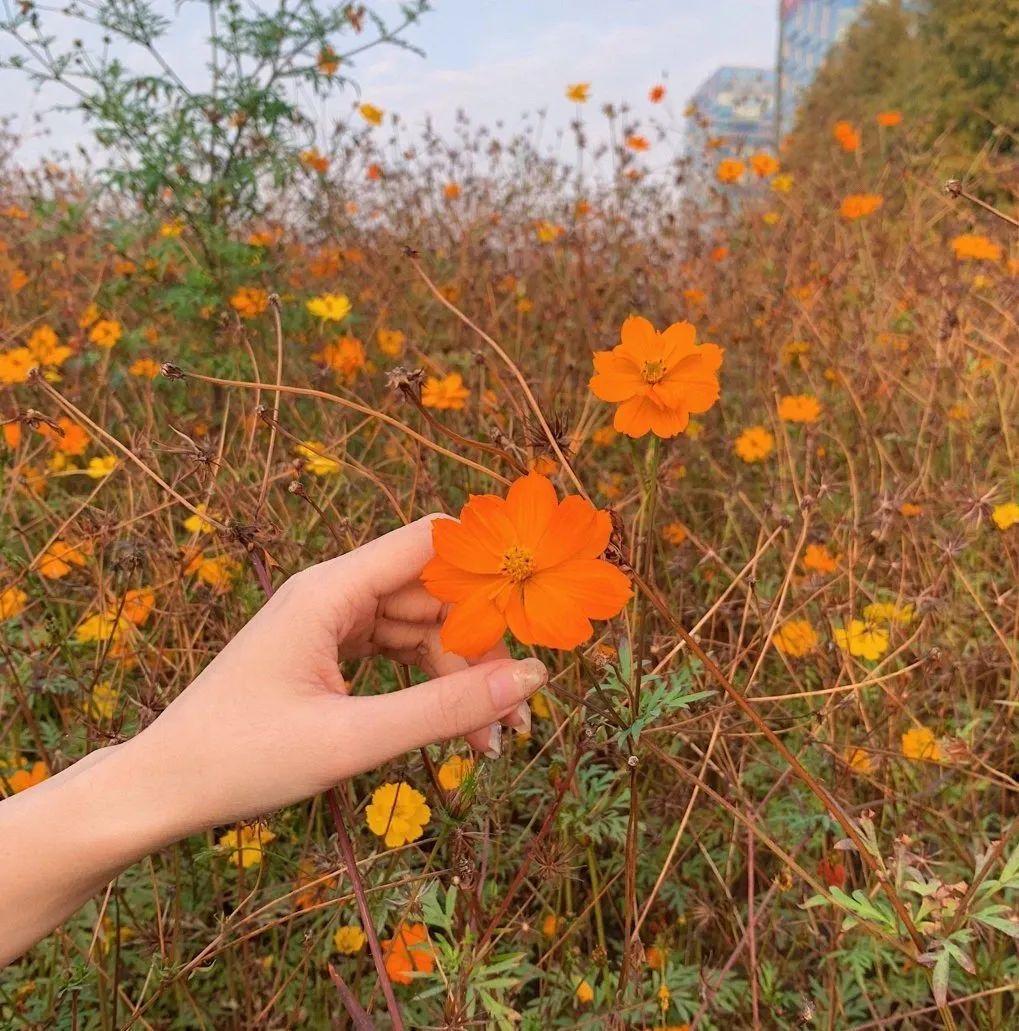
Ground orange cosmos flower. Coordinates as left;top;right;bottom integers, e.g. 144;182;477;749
876;110;902;127
381;923;433;985
420;472;632;658
715;158;745;184
566;82;590;103
299;148;330;174
39;416;89;455
749;152;779;178
421;372;469;410
648;84;666;103
589;316;723;438
840;194;883;220
89;319;122;348
317;45;340;76
778;394;821;423
951;234;1002;262
626;134;650;152
833;120;861;151
230;287;269;318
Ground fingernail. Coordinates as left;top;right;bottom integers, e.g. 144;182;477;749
484;723;502;759
487;658;547;712
502;700;531;735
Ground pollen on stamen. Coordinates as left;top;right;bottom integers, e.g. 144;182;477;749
641;359;666;384
500;544;535;583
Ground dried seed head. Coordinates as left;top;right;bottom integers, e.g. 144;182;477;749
160;362;184;380
387;366;425;402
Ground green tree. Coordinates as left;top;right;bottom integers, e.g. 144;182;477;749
1;0;429;235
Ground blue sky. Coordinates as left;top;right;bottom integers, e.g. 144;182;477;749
0;0;777;163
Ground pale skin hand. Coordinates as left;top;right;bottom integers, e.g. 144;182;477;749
0;516;547;966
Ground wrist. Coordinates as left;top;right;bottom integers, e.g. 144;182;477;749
76;738;189;866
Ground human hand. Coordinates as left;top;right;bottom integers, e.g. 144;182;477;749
118;515;548;842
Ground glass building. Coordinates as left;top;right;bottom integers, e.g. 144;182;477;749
684;65;776;187
777;0;865;136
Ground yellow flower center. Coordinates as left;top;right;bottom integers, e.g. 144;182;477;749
641;359;667;384
500;544;535;583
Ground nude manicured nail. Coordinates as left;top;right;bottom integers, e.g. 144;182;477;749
484;723;502;759
503;700;531;735
487;658;547;712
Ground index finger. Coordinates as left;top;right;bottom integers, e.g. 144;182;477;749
318;513;446;601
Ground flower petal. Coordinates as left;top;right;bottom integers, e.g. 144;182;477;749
505;472;557;549
420;555;500;603
533;496;612;569
507;577;594;650
537;558;633;619
617;315;659;361
613;394;690;437
432;517;502;574
439;592;507;658
659;320;697;363
589;350;643;402
460;494;518;552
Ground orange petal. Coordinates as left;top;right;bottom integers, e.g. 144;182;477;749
617;315;659;361
440;592;507;658
533;496;612;569
432;517;502;574
656;348;722;414
590;351;643;402
504;472;557;548
613;395;654;437
538;559;632;619
421;555;499;603
659;320;697;363
460;494;517;553
507;577;593;650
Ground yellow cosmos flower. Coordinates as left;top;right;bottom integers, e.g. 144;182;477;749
862;601;914;625
991;502;1019;530
218;823;276;868
437;755;475;792
772;619;818;658
0;348;35;384
86;456;118;478
844;747;873;774
183;503;217;534
734;425;774;462
75;612;131;644
377;327;406;357
186;552;241;592
901;726;941;762
566;82;590;103
333;925;367;954
365;782;430;848
89;319;123;348
358;103;384;126
27;325;71;367
834;620;889;661
306;293;352;322
575;979;594;1004
0;586;28;621
129;357;161;379
89;681;120;720
295;441;343;476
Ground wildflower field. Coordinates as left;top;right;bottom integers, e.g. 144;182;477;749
1;1;1017;1027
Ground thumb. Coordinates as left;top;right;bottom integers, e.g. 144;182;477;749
350;658;547;768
